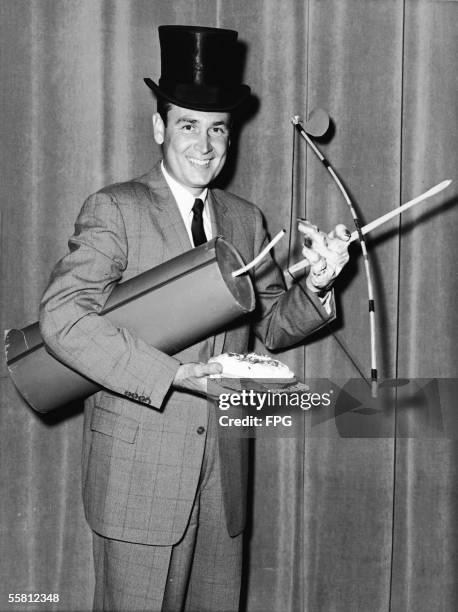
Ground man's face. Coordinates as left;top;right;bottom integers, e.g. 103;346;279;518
152;103;230;196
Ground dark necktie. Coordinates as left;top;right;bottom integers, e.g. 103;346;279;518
191;198;207;247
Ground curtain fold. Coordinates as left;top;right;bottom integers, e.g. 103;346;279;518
1;1;457;610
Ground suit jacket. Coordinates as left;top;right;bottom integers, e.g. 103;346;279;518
39;162;334;545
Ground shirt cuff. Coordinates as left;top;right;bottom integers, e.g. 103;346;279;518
317;290;333;315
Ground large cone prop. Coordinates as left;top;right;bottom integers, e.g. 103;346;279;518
5;237;255;413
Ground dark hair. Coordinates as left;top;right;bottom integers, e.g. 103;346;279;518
157;97;173;125
156;96;234;130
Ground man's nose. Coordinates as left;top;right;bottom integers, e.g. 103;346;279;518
196;131;212;154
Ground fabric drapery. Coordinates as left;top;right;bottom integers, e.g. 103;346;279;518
1;1;457;611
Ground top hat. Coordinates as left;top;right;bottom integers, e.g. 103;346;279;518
144;25;251;112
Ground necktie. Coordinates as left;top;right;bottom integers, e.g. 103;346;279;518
191;198;207;247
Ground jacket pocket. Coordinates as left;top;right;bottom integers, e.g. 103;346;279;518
90;406;139;444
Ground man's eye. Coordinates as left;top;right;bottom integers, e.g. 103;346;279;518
211;127;226;135
182;124;195;132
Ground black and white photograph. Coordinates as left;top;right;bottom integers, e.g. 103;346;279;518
1;1;458;611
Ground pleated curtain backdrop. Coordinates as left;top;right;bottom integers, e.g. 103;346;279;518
1;1;457;611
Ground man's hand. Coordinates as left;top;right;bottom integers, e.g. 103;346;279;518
298;221;351;292
173;361;223;399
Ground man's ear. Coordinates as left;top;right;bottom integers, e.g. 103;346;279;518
152;113;165;145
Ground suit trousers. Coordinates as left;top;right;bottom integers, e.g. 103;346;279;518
92;405;243;612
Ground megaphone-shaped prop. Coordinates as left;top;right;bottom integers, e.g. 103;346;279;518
5;237;255;413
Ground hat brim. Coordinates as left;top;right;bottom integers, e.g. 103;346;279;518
144;78;251;112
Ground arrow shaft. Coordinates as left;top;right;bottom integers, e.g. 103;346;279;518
349;179;451;243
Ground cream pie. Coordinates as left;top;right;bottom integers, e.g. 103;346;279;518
208;352;294;379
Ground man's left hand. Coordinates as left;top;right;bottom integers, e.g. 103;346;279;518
298;221;351;292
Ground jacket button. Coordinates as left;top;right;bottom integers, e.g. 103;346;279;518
196;426;205;435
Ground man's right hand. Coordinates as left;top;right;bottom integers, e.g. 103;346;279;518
173;361;223;399
298;221;351;292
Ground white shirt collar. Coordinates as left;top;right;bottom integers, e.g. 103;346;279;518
160;161;208;212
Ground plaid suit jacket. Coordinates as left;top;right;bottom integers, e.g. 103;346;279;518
39;162;333;545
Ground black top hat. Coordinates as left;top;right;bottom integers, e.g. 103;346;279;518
144;25;251;112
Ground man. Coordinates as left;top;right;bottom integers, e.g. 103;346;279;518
39;25;350;612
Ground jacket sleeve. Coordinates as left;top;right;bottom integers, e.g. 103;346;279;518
251;206;336;350
39;191;180;409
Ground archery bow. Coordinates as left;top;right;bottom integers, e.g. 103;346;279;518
287;113;452;396
289;112;378;396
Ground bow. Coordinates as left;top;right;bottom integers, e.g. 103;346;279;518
288;110;378;396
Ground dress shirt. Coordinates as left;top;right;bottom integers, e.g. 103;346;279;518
161;161;212;244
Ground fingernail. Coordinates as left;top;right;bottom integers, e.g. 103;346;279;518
303;237;312;248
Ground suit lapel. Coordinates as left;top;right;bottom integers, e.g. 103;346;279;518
208;189;233;243
208;190;233;356
140;164;193;260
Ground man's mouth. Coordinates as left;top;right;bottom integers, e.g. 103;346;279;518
187;157;213;168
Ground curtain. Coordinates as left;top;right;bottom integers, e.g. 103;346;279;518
1;1;457;610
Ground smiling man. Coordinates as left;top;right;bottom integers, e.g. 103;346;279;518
153;106;230;192
39;25;350;612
